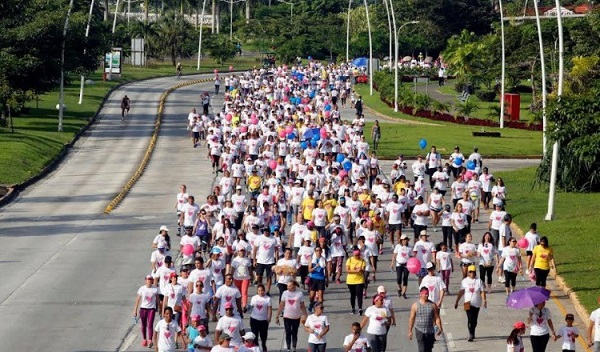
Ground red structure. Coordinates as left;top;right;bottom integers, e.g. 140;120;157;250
503;93;521;121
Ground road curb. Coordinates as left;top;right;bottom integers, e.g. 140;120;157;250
364;105;442;126
510;221;592;351
103;78;213;214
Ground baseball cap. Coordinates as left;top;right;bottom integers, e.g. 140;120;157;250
211;247;222;254
420;230;429;236
513;321;526;329
236;185;243;190
242;332;256;340
159;225;169;232
145;275;153;280
169;272;177;278
400;234;409;240
467;265;477;272
219;332;233;341
198;325;207;332
377;285;386;293
294;179;301;184
426;262;434;269
165;256;173;263
224;302;234;309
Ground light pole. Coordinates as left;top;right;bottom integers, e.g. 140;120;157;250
545;0;564;221
382;0;392;71
277;0;298;22
499;0;506;128
78;0;96;105
394;21;419;112
363;0;373;95
58;0;75;132
532;0;548;158
220;0;245;41
197;0;207;70
346;0;351;63
112;0;121;33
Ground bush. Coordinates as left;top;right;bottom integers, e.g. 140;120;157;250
475;89;497;102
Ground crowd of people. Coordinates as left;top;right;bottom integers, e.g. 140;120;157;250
130;61;587;352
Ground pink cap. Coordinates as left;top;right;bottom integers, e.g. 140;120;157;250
224;302;234;309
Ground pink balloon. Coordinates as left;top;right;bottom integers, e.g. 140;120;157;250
283;65;288;70
213;69;218;74
240;125;248;133
320;127;327;135
304;106;311;112
278;130;286;138
182;244;194;256
251;118;258;125
229;65;233;71
269;160;277;169
407;258;422;274
464;171;473;180
285;126;293;134
225;113;232;122
324;111;331;118
517;237;529;249
339;170;347;179
250;113;257;119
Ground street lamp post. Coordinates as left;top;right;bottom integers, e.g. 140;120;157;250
394;21;419;112
58;0;75;132
499;0;506;129
346;0;351;63
532;0;548;158
197;0;207;70
78;0;96;105
382;0;393;71
220;0;246;41
277;0;298;22
363;0;373;95
545;0;565;221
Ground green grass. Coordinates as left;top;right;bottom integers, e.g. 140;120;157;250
364;121;543;159
437;83;536;122
0;56;257;185
495;167;600;315
355;84;543;159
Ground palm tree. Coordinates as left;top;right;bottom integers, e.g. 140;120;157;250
129;20;159;67
156;12;188;66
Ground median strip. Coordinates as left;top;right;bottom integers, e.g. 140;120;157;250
104;78;213;214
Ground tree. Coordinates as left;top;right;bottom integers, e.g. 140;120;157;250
204;34;237;64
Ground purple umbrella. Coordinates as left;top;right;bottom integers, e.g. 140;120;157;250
506;286;551;309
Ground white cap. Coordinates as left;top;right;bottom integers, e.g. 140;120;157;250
426;262;434;269
242;332;256;340
159;225;169;232
377;285;386;293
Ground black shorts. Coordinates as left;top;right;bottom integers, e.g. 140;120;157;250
193;131;200;139
526;250;533;256
255;263;273;277
388;224;402;233
310;278;326;292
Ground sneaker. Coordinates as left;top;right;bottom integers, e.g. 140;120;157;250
403;293;408;299
141;340;147;347
398;290;401;297
147;341;153;348
433;227;438;232
336;279;341;284
363;291;367;298
358;309;363;316
379;249;383;255
351;310;356;315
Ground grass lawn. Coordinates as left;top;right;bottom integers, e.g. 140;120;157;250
364;121;543;159
354;85;544;158
437;83;537;122
0;56;256;185
495;167;600;315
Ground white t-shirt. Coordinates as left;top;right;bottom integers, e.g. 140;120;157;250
276;258;297;284
182;203;201;227
291;223;308;248
250;294;272;321
489;210;507;230
193;335;214;352
436;251;453;271
176;192;189;212
393;245;412;265
460;277;484;308
558;325;579;350
458;242;477;264
189;292;211;319
214;285;241;317
298;246;315;266
154;319;181;352
304;314;329;344
524;231;540;251
329;233;346;258
343;334;371;352
412;203;429;226
420;275;446;303
255;235;278;264
529;307;552;336
312;208;328;227
215;315;245;347
591;308;600;342
231;256;252;280
451;212;467;230
189;269;214;295
281;290;304;319
477;243;496;267
364;306;391;335
386;202;403;224
362;230;380;257
137;285;158;310
413;240;436;267
501;247;521;273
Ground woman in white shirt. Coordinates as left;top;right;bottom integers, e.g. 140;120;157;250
458;233;477;279
451;203;468;254
506;321;526;352
303;302;330;352
275;281;309;352
249;284;272;352
477;232;498;293
497;237;523;295
360;294;392;352
527;301;556;351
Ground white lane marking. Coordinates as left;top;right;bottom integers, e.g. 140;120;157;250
446;332;456;349
119;332;137;352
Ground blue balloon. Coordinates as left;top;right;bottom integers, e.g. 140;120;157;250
343;161;352;171
312;128;321;136
303;129;314;140
467;160;476;170
309;91;316;99
336;153;345;163
325;104;332;111
300;141;308;149
419;138;427;149
287;132;296;140
312;134;320;141
310;140;318;147
455;157;464;166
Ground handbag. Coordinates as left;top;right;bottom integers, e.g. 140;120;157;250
463;302;471;311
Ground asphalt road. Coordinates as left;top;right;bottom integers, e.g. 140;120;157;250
0;74;587;352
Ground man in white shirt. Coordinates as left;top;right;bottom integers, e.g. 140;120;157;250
252;228;279;294
179;196;200;236
411;196;430;243
412;155;427;182
419;262;446;308
588;298;600;351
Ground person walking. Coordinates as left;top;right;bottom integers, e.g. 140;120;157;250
529;236;554;288
343;322;371;352
587;297;600;352
154;306;186;352
507;321;526;352
408;287;443;352
133;275;159;348
304;302;330;352
275;280;308;352
391;235;412;298
454;265;487;342
528;301;556;352
361;294;392;352
346;246;367;315
249;284;272;352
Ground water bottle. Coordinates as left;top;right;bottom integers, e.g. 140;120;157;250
133;316;138;324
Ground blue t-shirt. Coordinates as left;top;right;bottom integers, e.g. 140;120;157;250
310;257;326;280
187;326;200;350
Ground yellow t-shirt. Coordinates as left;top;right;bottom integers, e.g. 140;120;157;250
248;176;261;190
323;199;337;221
372;217;385;234
346;257;366;285
302;198;316;220
533;245;553;270
393;181;407;195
